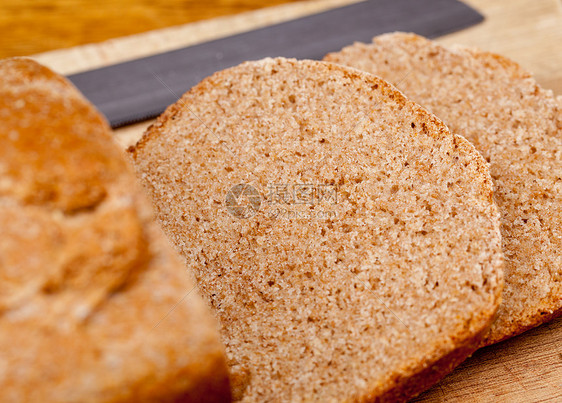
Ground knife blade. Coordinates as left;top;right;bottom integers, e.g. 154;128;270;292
68;0;483;128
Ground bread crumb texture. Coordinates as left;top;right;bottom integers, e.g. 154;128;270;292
325;33;562;346
0;58;230;402
131;58;503;402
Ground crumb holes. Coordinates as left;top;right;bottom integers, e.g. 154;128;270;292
288;94;296;103
195;217;200;222
307;316;314;323
267;280;275;286
264;152;270;157
522;218;528;224
305;272;313;278
390;185;399;194
320;228;326;237
411;122;416;129
372;83;379;90
319;138;326;144
224;166;233;172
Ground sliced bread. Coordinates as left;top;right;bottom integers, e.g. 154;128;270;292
325;33;562;346
0;58;230;402
130;57;503;401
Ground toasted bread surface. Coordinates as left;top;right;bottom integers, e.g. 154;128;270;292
0;58;230;403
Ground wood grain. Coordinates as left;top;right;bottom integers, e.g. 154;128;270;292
414;317;562;402
0;0;303;58
29;0;562;400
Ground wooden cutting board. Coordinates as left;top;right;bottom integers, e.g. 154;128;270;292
31;0;562;401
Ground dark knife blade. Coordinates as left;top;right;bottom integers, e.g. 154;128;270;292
68;0;483;128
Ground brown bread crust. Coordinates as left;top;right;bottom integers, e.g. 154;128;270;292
371;323;489;402
0;58;231;402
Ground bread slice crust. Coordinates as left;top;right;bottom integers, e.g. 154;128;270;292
0;58;230;402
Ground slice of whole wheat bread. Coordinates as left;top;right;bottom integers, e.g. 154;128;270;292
324;32;562;346
0;58;230;402
129;57;503;401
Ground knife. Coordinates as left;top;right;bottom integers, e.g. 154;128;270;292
68;0;483;128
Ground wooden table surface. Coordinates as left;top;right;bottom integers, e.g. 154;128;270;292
27;0;562;401
0;0;302;58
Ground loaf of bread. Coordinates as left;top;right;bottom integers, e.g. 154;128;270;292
0;58;230;402
325;33;562;346
130;57;503;401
